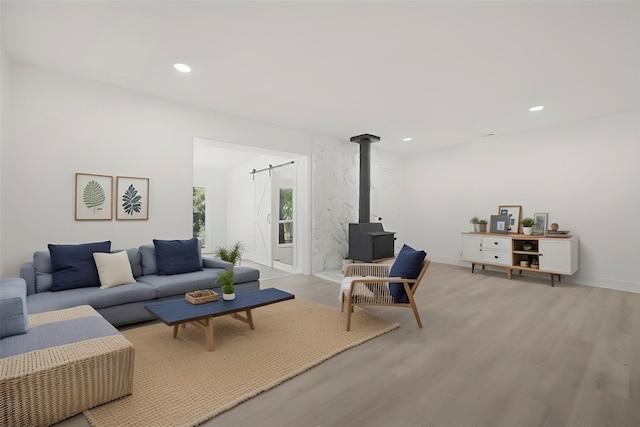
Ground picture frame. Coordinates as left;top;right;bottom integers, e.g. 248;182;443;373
116;176;149;220
75;173;113;220
533;212;548;235
490;215;510;234
498;205;522;234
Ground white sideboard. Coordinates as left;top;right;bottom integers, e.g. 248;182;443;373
461;233;579;286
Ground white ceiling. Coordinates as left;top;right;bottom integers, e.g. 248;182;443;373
2;1;639;154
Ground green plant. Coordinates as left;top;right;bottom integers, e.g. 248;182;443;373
214;241;245;265
215;269;235;294
521;217;535;227
470;216;488;225
192;187;206;240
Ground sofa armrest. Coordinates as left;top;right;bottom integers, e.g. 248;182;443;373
202;257;233;270
19;262;37;295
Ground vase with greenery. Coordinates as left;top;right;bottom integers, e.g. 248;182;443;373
521;217;535;235
470;215;488;232
215;269;236;301
213;241;245;265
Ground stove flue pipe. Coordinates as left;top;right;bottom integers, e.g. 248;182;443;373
350;133;380;224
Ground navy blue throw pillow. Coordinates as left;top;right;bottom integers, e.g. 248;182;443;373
49;241;112;292
388;244;427;303
153;238;202;275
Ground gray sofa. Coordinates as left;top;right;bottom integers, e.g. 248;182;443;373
18;243;260;326
0;278;135;427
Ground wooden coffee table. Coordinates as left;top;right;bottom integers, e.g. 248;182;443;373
145;288;294;351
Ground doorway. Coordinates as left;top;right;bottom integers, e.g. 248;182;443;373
193;137;310;274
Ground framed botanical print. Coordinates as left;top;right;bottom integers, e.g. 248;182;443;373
75;173;113;220
498;205;522;234
533;212;548;235
116;176;149;220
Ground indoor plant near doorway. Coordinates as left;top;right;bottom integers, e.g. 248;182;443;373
216;269;236;301
213;241;245;266
521;217;535;235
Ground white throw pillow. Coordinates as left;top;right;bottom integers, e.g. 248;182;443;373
93;251;136;289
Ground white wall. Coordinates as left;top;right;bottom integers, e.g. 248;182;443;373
370;147;406;253
405;110;640;292
1;61;326;276
0;44;7;277
311;134;359;271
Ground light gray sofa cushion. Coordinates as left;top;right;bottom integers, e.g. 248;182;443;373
117;248;143;278
0;315;119;358
33;250;54;293
137;269;224;298
0;278;29;338
26;282;156;315
139;244;159;276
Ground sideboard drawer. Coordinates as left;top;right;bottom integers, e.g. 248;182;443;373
482;237;511;251
482;250;512;266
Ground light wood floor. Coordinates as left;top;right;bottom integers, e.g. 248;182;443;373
57;263;640;427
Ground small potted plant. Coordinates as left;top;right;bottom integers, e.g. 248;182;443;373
470;215;488;233
521;217;535;235
215;269;236;301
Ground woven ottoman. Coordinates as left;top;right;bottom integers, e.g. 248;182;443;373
0;305;134;427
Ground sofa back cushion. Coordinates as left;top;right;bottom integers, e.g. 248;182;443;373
153;238;203;275
0;278;29;338
139;244;159;276
119;248;143;278
33;250;54;293
32;247;142;293
49;241;112;291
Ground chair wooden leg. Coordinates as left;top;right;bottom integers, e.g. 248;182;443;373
408;298;423;328
345;299;353;331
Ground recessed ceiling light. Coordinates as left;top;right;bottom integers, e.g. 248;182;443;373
174;63;191;73
402;137;412;142
529;105;544;112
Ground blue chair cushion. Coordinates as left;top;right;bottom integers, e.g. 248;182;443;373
49;241;111;291
389;244;427;303
153;238;202;275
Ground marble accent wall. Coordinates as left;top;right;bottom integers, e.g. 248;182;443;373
311;135;358;272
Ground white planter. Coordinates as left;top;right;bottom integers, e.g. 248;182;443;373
223;292;236;301
523;227;533;235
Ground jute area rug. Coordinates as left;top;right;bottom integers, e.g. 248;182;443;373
84;297;398;427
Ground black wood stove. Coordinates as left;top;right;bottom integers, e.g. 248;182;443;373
348;134;396;262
